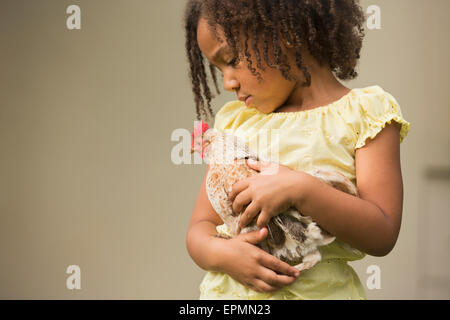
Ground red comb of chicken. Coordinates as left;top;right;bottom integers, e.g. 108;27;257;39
191;121;209;158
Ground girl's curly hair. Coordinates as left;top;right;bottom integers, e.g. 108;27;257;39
184;0;366;121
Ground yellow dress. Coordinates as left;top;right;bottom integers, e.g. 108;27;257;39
199;85;411;300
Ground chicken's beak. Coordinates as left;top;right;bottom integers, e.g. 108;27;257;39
203;140;211;150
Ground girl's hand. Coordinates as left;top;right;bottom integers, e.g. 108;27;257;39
229;159;303;232
220;227;300;293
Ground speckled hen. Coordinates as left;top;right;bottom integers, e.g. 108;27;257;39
191;122;359;272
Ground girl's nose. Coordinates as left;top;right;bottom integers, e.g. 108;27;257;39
223;71;240;92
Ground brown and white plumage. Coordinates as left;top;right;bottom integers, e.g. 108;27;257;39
194;126;359;272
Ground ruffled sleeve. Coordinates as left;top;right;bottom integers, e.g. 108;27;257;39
355;88;411;149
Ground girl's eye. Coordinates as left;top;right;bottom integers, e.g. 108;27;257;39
211;57;238;74
226;57;238;67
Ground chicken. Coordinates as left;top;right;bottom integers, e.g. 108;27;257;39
191;122;359;272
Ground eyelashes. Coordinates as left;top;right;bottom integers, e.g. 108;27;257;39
227;57;238;66
212;57;239;74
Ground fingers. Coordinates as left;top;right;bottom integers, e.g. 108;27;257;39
251;279;278;293
232;189;252;215
238;201;260;230
246;158;261;171
257;267;298;289
256;210;270;228
233;229;300;293
260;161;280;175
228;180;249;202
239;227;268;245
250;262;299;293
259;252;300;278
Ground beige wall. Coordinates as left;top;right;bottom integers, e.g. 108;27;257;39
0;0;448;299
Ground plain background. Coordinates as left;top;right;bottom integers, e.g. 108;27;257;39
0;0;449;299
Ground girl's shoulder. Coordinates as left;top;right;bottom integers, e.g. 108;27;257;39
347;85;411;149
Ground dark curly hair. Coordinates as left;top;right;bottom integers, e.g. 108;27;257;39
184;0;366;122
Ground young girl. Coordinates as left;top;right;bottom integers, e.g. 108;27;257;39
184;0;410;300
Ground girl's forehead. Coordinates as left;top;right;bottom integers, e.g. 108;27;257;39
197;18;228;58
197;18;224;46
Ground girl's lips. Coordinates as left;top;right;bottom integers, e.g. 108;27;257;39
245;96;252;107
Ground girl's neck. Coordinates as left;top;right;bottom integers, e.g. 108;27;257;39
274;50;351;113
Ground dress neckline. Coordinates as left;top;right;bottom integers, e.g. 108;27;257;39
246;87;356;117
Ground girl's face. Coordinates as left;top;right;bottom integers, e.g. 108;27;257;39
196;17;302;114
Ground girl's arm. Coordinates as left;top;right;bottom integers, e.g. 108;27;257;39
291;123;403;257
186;165;299;292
